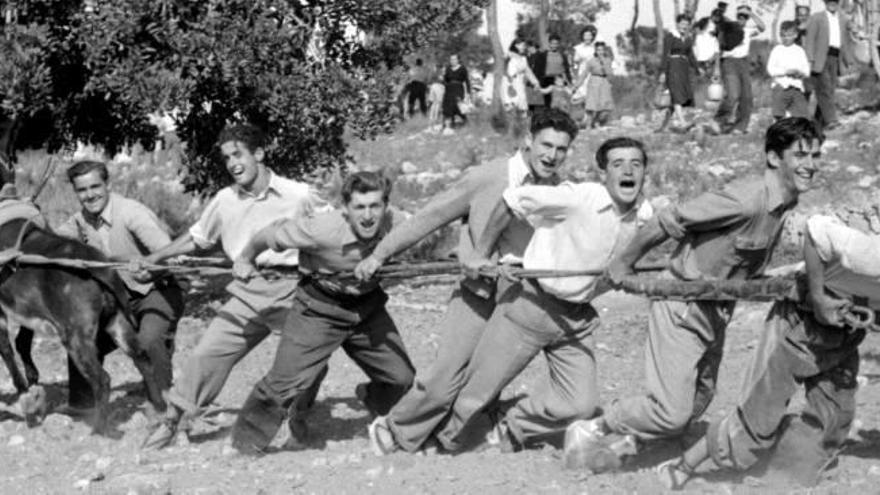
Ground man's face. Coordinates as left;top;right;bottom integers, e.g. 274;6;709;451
780;29;797;45
600;147;646;211
344;190;388;241
524;127;572;182
220;140;264;192
770;138;821;195
795;7;810;24
736;12;749;26
549;39;560;52
825;1;839;14
72;170;110;217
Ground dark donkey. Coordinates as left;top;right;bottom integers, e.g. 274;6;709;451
0;162;164;433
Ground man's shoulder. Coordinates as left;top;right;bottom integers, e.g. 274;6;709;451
111;193;159;219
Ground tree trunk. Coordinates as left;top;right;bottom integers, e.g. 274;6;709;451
538;0;549;50
870;0;880;80
772;0;789;44
630;0;641;57
654;0;664;56
487;0;506;119
689;0;700;17
673;0;681;19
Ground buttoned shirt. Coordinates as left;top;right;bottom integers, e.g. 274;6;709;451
659;173;796;282
766;43;810;90
57;193;170;294
189;172;324;267
265;208;406;297
505;182;653;303
807;215;880;310
826;10;841;49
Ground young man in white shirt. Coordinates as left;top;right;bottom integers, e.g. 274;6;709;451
711;5;765;135
803;0;853;131
406;137;652;453
767;21;811;120
657;213;880;489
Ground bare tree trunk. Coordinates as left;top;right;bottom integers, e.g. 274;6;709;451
487;0;507;121
690;0;701;17
772;0;789;44
630;0;641;57
673;0;681;19
654;0;664;56
537;0;550;50
870;0;880;80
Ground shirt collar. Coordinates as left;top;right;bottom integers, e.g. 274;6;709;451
826;10;838;19
594;184;646;217
508;151;559;187
236;170;282;199
82;193;115;227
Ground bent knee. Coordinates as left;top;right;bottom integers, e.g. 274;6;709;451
541;396;600;423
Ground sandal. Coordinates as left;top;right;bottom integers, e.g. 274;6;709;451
656;458;694;491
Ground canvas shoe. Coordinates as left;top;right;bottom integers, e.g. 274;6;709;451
368;415;400;456
655;458;694;491
141;417;179;451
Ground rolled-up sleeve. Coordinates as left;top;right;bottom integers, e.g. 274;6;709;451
807;215;880;276
266;216;319;252
503;183;581;221
189;195;223;250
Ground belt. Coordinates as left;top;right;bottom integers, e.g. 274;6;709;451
299;276;380;308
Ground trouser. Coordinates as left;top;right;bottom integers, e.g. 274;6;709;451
714;57;752;133
68;279;185;409
387;279;508;452
407;81;428;116
706;301;862;484
540;75;562;107
435;281;600;451
165;277;296;416
812;52;839;128
771;86;809;120
603;299;735;440
231;285;414;452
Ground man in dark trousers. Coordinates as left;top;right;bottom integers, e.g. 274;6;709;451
532;34;572;107
406;58;429;117
803;0;853;131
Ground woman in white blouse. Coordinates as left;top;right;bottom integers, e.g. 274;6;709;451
572;25;598;103
503;38;541;114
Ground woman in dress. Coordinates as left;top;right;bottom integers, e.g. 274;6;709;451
441;53;471;134
571;25;597;105
503;38;541;115
573;41;613;129
658;14;700;132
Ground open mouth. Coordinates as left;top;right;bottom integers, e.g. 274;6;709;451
360;219;377;230
796;169;814;181
619;179;637;191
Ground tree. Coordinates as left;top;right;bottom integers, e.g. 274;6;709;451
0;0;487;195
514;0;610;47
487;0;507;129
653;0;664;56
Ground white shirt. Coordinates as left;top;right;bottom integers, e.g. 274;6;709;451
807;215;880;310
766;43;810;90
694;31;719;63
190;171;324;266
503;182;653;303
826;10;841;49
722;27;758;59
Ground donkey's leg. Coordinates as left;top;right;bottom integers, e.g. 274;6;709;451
14;327;40;386
67;326;111;434
105;310;165;416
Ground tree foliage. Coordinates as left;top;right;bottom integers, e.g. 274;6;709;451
513;0;610;48
0;0;486;194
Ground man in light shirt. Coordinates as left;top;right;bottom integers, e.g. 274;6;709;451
141;123;326;450
767;21;811;120
803;0;853;131
56;160;184;413
427;137;652;453
711;5;765;135
360;109;578;455
656;213;880;490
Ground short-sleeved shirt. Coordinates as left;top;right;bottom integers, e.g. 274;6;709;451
659;173;796;282
57;193;171;294
189;172;323;267
265;208;407;297
505;182;653;303
807;215;880;310
722;26;759;59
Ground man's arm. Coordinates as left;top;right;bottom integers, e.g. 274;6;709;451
460;196;513;279
607;215;670;284
145;232;196;264
749;11;766;33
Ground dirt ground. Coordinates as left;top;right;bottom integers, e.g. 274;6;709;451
2;277;880;495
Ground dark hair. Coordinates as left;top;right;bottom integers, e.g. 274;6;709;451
548;33;561;42
508;38;525;55
779;20;798;33
341;171;392;204
595;137;648;171
217;123;267;154
764;117;823;162
694;17;711;31
675;14;691;24
795;5;810;15
67;160;109;183
580;25;597;40
530;108;578;140
594;41;607;49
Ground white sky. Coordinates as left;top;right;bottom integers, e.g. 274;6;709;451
487;0;830;48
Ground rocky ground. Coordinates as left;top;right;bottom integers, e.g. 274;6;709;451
1;279;880;494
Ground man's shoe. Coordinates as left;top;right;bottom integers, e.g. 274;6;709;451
283;417;310;451
485;418;523;453
564;418;623;473
355;382;376;417
141;418;179;451
368;415;400;456
656;458;693;491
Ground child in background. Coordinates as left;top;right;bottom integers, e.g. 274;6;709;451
427;73;445;130
766;20;810;120
539;75;573;113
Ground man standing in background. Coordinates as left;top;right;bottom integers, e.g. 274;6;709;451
803;0;852;131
